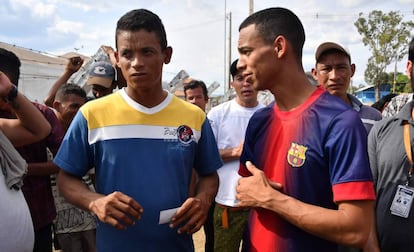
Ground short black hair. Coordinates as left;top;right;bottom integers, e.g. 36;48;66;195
239;7;305;63
409;37;414;63
55;84;87;102
116;9;168;50
371;93;397;112
183;79;208;100
0;48;21;86
230;59;239;79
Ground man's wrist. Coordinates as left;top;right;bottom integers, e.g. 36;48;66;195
3;84;18;103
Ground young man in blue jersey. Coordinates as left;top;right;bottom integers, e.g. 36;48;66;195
54;9;221;252
234;7;375;252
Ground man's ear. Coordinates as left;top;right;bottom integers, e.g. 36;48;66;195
164;46;173;64
311;67;318;81
350;63;356;77
52;100;60;112
273;35;286;58
407;60;413;80
115;50;120;68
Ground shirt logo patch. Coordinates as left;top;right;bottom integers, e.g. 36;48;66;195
287;142;307;168
177;125;194;144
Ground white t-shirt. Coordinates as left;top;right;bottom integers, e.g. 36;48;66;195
208;99;265;207
0;169;34;252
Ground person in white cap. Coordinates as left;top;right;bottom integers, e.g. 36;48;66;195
312;41;382;133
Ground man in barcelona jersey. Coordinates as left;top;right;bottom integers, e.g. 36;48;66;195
235;7;376;252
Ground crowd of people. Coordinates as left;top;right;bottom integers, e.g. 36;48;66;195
1;6;414;252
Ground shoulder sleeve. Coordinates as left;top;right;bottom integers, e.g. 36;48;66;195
54;111;92;177
193;118;223;176
43;108;64;155
207;107;219;142
326;109;372;183
239;108;271;177
326;109;375;201
367;122;380;189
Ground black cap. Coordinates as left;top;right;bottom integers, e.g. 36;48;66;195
230;59;239;78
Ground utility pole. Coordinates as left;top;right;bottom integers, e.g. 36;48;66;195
249;0;254;15
225;12;232;92
393;55;397;93
224;0;228;95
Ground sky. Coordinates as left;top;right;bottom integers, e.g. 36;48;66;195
1;0;413;95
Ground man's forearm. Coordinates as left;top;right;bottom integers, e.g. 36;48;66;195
44;70;73;107
57;169;103;212
264;192;373;248
219;148;240;162
195;172;219;206
1;91;51;146
27;161;60;176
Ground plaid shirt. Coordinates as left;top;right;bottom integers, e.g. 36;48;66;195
382;93;413;118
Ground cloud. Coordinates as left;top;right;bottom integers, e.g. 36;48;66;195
398;0;414;3
1;0;412;90
10;0;56;18
48;19;83;34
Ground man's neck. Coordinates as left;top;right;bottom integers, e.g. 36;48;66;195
272;84;316;111
235;98;259;108
125;87;167;108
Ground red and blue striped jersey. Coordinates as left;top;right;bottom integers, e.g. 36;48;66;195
239;87;375;252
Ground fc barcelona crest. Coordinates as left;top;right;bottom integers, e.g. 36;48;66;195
287;142;307;168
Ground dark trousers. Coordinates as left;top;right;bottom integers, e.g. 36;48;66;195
33;223;53;252
204;202;215;252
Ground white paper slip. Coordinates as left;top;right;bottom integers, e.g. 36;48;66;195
159;207;180;224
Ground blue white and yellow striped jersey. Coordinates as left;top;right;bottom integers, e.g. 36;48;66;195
54;89;222;251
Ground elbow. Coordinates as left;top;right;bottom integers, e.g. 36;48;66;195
345;231;369;249
38;122;52;140
339;221;371;248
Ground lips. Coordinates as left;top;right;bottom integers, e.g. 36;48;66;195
241;90;253;96
131;72;146;77
130;72;147;80
327;83;343;89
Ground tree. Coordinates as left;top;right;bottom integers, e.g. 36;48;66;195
354;10;414;100
349;83;366;94
388;72;410;93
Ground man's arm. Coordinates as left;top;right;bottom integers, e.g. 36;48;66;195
219;141;243;162
169;171;218;234
44;56;83;107
236;162;374;248
364;124;381;251
0;72;51;146
57;169;143;230
363;207;380;251
27;161;60;176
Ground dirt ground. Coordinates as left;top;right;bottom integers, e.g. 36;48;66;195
193;228;206;251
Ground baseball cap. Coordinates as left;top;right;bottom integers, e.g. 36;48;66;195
315;42;351;62
230;59;239;78
86;61;115;88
